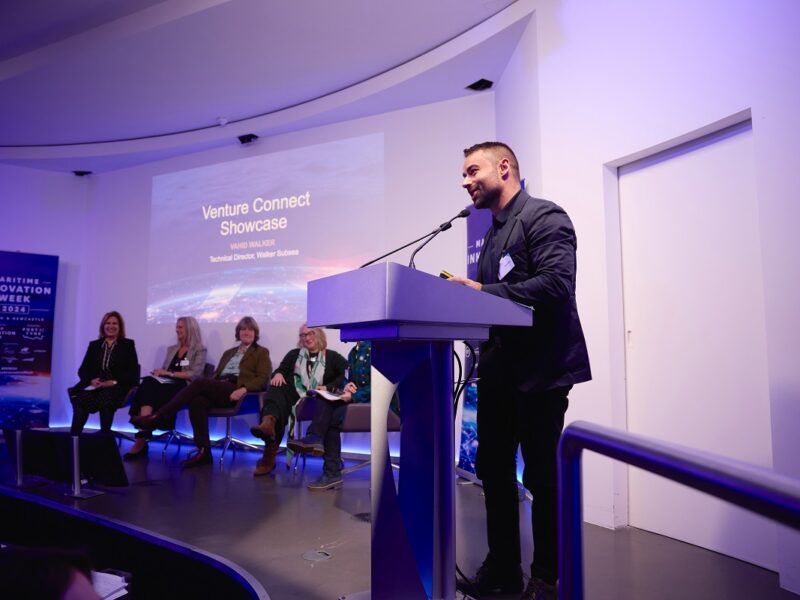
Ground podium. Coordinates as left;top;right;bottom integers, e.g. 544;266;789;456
307;262;532;600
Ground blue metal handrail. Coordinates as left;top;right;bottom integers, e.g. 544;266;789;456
558;420;800;600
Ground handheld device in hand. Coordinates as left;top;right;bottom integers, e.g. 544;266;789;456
439;270;454;279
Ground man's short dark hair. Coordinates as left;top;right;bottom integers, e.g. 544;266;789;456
463;141;520;179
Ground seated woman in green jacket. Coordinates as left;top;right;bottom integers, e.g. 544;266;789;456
132;316;271;467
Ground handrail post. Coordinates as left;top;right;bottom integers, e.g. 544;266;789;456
559;431;584;600
71;435;83;496
557;420;800;600
15;429;24;487
2;430;46;489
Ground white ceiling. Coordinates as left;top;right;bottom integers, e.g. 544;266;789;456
0;0;529;171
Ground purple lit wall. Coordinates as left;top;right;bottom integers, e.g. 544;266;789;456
2;0;799;590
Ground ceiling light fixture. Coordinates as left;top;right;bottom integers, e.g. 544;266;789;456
466;78;493;91
238;133;258;145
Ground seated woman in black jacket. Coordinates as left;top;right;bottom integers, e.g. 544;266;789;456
124;316;207;460
132;316;271;467
68;311;139;435
250;323;347;476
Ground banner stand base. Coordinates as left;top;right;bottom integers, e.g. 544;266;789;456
65;486;104;499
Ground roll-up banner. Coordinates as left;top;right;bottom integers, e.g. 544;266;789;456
0;250;59;429
457;206;491;478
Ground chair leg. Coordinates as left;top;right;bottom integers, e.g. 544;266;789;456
213;416;262;464
222;417;233;463
210;416;260;461
161;429;193;457
162;431;176;457
219;436;234;464
115;430;136;447
291;449;308;473
341;459;371;475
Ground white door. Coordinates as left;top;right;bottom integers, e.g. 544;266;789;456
619;122;776;568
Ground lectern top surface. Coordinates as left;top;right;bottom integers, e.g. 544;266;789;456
307;262;532;330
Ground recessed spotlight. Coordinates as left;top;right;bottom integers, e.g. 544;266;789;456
466;78;493;91
238;133;258;145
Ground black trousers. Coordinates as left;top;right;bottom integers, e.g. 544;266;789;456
156;378;237;448
307;398;348;477
68;385;130;435
129;376;185;415
475;374;570;585
260;383;300;447
129;376;185;438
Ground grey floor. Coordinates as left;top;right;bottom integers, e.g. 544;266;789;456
3;438;798;600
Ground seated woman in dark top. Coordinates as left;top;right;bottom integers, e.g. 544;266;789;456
132;316;271;467
250;323;347;477
68;311;139;435
124;316;207;460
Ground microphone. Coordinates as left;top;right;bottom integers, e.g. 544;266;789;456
360;208;471;269
408;208;471;269
436;208;471;233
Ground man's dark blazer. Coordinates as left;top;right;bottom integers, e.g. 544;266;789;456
476;189;592;393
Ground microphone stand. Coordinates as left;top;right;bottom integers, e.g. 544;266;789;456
408;223;451;269
408;208;471;269
359;229;441;268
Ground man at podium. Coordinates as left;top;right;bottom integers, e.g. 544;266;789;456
451;142;592;600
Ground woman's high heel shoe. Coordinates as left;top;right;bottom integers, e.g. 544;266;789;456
123;439;149;461
130;413;161;430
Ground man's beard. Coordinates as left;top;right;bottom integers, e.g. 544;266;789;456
472;186;498;209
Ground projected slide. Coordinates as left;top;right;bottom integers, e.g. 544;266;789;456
147;134;384;324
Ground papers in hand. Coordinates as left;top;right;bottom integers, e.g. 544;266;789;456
92;570;128;599
309;389;343;401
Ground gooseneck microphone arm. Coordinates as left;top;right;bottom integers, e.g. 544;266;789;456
359;230;440;268
359;208;471;269
408;223;450;269
408;208;471;269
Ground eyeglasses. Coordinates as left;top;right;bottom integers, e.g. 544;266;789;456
299;332;316;338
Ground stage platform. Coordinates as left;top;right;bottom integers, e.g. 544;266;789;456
1;436;796;600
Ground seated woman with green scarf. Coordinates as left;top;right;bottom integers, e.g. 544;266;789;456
250;323;346;476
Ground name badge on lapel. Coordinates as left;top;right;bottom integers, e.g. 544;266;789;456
498;252;515;280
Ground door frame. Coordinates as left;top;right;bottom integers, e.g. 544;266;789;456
600;108;753;529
